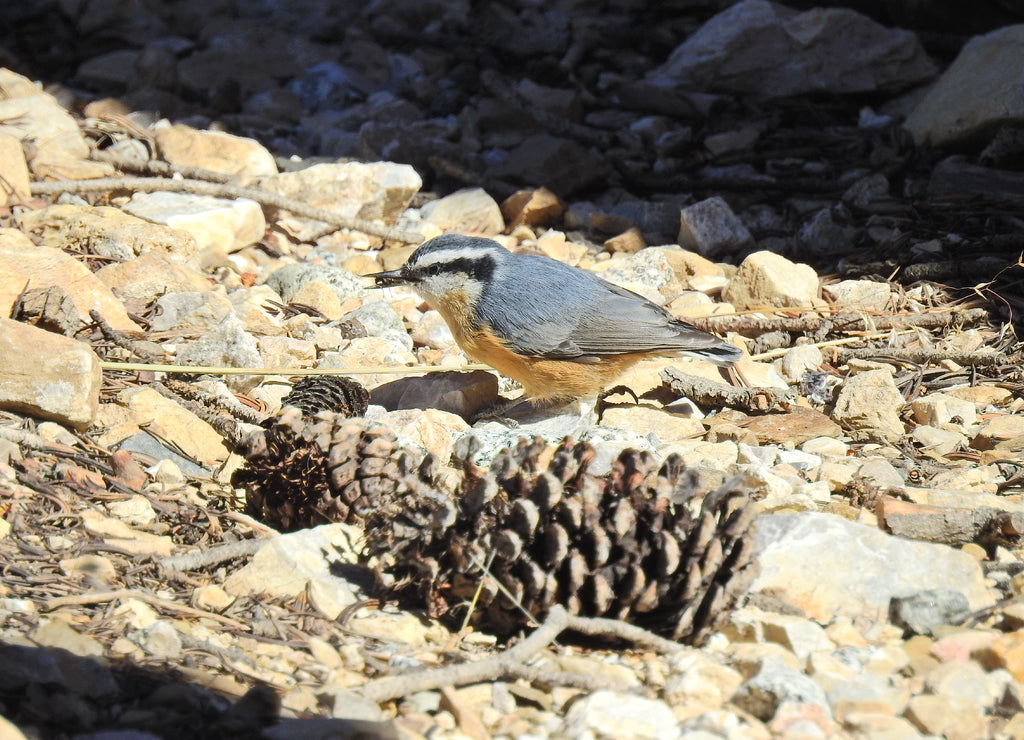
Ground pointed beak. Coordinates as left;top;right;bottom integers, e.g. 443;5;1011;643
367;268;408;288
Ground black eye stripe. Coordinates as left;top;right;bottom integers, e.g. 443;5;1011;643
414;255;495;282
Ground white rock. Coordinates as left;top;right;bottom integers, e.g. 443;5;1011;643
124;192;265;255
562;690;681;740
824;279;892;310
750;512;994;623
911;392;977;428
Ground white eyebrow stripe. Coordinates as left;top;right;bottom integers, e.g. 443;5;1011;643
414;246;496;266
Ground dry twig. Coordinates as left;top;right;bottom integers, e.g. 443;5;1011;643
691;308;990;336
158;538;267;572
660;368;796;412
31;177;425;243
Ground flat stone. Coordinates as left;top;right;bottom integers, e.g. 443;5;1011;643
832;369;905;443
79;509;173;557
904;24;1024;146
911;425;965;457
154;124;278;180
0;229;137;331
420;187;504;234
224;523;365;620
677;196;753;259
649;0;936;98
742;406;841;445
20;204;199;264
722;250;820;309
603;227;646;254
943;385;1013;408
0;320;100;430
824;280;892;310
974;631;1024;681
0;77;91;170
600;405;707;445
117;386;231;467
750;512;993;623
123;192;265;255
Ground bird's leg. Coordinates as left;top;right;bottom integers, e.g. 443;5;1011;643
595;384;640;423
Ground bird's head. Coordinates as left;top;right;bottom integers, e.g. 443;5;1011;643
369;234;507;306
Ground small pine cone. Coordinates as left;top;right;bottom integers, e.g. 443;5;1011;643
366;438;758;644
277;376;369;419
234;409;435;531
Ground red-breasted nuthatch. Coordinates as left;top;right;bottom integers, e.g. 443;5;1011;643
370;234;742;405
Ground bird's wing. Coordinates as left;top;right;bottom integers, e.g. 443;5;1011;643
478;264;735;361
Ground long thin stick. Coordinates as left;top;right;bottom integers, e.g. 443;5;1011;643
31;177;424;243
100;361;493;376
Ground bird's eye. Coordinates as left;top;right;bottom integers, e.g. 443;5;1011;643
426;264;442;276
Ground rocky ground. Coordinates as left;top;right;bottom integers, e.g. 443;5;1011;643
2;1;1024;739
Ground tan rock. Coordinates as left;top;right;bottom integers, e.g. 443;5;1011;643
257;335;316;368
116;386;231;466
421;187;504;234
123;192;265;255
385;408;469;464
289;280;347;321
0;229;136;331
95;253;212;315
256;162;421;241
943;384;1013;407
972;414;1024;450
20;204;199;264
0;131;30;204
0;319;100;429
149;290;234;333
535;230;588;265
0;72;91;172
832;369;905;443
599;405;705;443
904;694;987;740
379;245;418;272
500;187;565;229
603;227;646;254
823;279;891;310
656;247;724;288
722;250;820;309
154;124;278;180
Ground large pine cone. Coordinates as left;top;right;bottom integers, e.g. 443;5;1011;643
365;437;758;644
234;408;435;531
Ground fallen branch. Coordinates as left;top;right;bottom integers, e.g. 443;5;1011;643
690;308;990;337
89;309;164;362
42;588;249;629
31;177;424;244
356;605;570;703
355;604;687;704
158;538;267;572
660;367;796;412
827;347;1009;366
